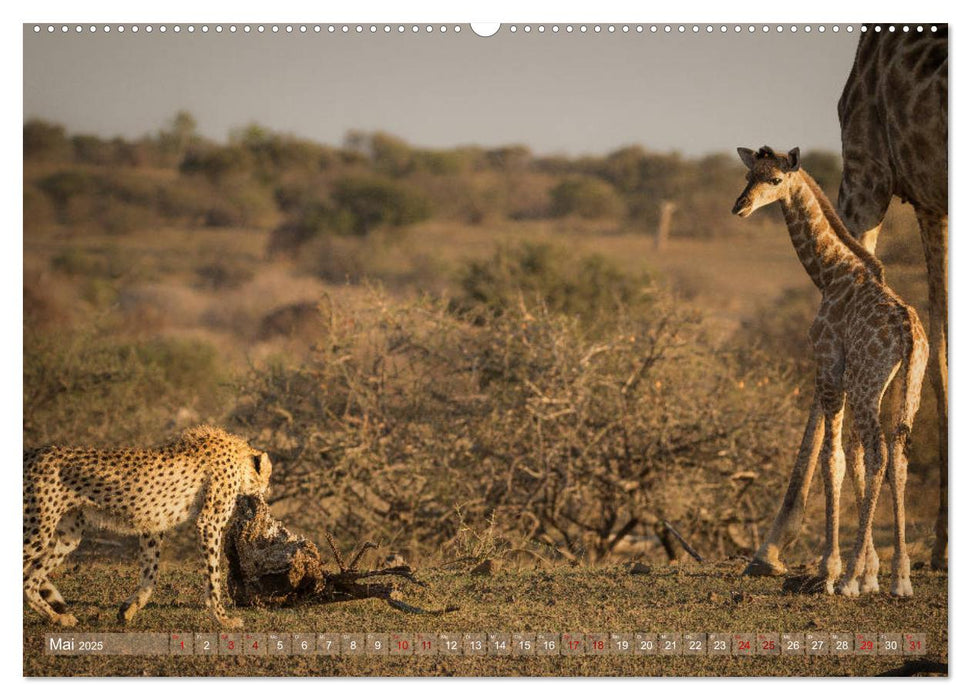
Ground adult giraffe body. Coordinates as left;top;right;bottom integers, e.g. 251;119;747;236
840;28;947;572
744;27;948;576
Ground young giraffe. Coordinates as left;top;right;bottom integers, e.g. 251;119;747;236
745;27;948;576
733;146;928;597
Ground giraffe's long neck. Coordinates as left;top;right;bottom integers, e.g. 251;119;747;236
780;171;877;291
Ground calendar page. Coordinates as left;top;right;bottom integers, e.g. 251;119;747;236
22;16;948;678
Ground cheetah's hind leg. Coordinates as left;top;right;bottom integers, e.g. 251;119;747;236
38;511;86;615
23;509;81;627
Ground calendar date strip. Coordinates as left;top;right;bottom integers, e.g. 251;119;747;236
44;631;928;657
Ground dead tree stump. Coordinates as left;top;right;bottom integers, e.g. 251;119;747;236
224;496;457;614
655;200;676;251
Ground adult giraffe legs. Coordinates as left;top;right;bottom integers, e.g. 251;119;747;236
917;212;948;571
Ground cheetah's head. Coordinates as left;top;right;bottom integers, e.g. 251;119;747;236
240;449;273;496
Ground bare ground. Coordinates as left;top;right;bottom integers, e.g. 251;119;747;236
24;560;947;677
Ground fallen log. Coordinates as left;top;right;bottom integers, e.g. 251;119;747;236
224;495;457;614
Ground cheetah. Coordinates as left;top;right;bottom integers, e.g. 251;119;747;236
23;425;272;629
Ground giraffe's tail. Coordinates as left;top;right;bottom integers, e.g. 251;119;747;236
893;305;929;433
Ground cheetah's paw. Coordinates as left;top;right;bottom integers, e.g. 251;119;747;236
55;613;78;627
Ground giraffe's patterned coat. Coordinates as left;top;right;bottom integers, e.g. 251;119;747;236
734;146;928;597
23;425;272;628
836;26;948;571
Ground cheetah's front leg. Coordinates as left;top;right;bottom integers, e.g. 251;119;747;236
119;533;163;623
199;526;242;628
197;489;243;629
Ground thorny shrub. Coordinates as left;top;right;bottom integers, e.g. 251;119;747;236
231;288;803;565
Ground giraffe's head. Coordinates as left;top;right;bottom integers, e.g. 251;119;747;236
732;146;801;217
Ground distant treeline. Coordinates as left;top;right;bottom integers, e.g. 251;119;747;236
24;113;843;247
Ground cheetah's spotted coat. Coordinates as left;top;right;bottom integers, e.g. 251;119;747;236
23;425;272;628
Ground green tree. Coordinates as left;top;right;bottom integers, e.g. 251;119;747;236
550;176;625;219
332;175;432;235
158;111;198;160
24;120;70;162
799;150;842;199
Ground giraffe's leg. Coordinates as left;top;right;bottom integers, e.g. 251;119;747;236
840;398;889;598
743;394;824;576
817;396;847;594
38;511;85;615
846;419;880;593
917;212;948;571
119;532;163;623
888;431;913;598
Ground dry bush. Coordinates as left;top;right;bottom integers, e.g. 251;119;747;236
735;286;819;385
294;233;446;295
452;241;653;333
24;185;56;235
23;268;74;330
232;287;801;565
195;260;256;291
258;301;326;342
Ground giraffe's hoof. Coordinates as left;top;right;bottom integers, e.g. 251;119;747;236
891;579;914;598
55;613;78;627
839;580;860;597
743;558;787;577
862;577;880;594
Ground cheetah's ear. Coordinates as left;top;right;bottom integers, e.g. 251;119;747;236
252;453;263;473
737;147;756;169
786;147;801;171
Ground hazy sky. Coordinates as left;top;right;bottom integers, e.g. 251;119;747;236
23;25;859;156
